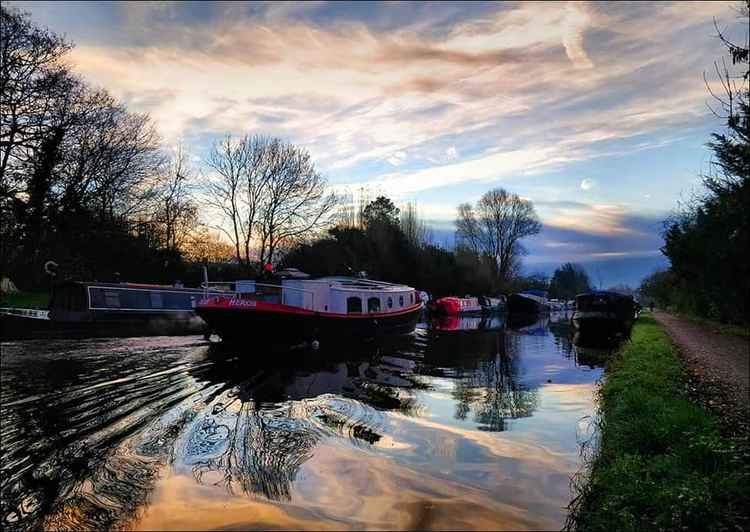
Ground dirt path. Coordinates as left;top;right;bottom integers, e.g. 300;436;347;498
654;311;749;433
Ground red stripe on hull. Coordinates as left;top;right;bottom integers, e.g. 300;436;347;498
196;298;421;345
197;297;422;319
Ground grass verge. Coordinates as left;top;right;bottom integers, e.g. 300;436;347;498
0;291;50;309
567;315;749;531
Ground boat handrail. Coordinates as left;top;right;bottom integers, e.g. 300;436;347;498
200;281;316;310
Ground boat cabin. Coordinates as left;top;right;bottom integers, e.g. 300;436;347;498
49;281;206;319
279;277;418;314
575;291;635;319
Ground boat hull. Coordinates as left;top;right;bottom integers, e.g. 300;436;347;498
196;300;421;346
506;294;542;314
0;310;206;340
571;311;633;337
427;298;482;316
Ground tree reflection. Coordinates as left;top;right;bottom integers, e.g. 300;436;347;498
186;402;319;501
446;333;538;431
178;344;428;502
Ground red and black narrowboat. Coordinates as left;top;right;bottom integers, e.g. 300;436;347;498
195;275;422;346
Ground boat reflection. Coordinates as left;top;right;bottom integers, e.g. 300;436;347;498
569;330;625;368
430;314;505;332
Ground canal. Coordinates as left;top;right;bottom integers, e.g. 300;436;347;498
1;312;612;530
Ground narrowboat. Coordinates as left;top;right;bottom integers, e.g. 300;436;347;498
478;295;506;313
571;291;636;337
195;275;421;346
506;290;547;314
428;295;506;316
427;296;483;316
0;281;209;340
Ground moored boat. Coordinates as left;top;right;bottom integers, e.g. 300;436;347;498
506;290;547;314
0;281;209;340
427;296;483;316
478;295;506;313
195;275;421;346
571;291;636;337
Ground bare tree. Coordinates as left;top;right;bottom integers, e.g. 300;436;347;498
180;226;236;263
204;134;336;265
0;6;72;192
152;144;197;251
455;188;541;285
400;201;431;247
256;139;337;264
55;88;163;220
334;186;373;229
205;134;251;264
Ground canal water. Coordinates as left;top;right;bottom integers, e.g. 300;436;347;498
1;312;612;531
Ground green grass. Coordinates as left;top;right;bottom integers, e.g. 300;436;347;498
567;316;750;531
0;291;50;309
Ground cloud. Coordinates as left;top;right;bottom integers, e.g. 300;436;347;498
349;144;576;196
51;0;731;202
579;178;595;190
386;151;407;166
562;2;594;69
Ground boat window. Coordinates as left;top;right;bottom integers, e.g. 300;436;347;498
163;292;192;309
410;293;414;304
387;297;393;309
89;288;103;308
104;290;121;308
120;290;150;309
150;292;163;308
368;297;381;313
399;295;404;307
347;296;362;313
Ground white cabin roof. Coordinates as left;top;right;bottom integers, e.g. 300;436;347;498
286;276;414;293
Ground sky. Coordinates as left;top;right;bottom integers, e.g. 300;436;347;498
10;0;745;287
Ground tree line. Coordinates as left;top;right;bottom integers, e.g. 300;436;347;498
640;2;749;325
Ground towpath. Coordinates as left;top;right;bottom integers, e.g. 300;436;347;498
654;311;749;433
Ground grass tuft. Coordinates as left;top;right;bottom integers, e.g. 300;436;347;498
567;315;749;531
0;291;50;309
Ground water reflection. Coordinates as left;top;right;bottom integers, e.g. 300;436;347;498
431;314;505;332
1;317;616;530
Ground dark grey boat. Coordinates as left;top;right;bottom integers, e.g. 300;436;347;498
0;281;208;339
571;291;637;337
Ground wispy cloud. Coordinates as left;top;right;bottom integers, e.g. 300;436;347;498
61;0;730;181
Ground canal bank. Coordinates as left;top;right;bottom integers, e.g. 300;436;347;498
567;315;750;531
